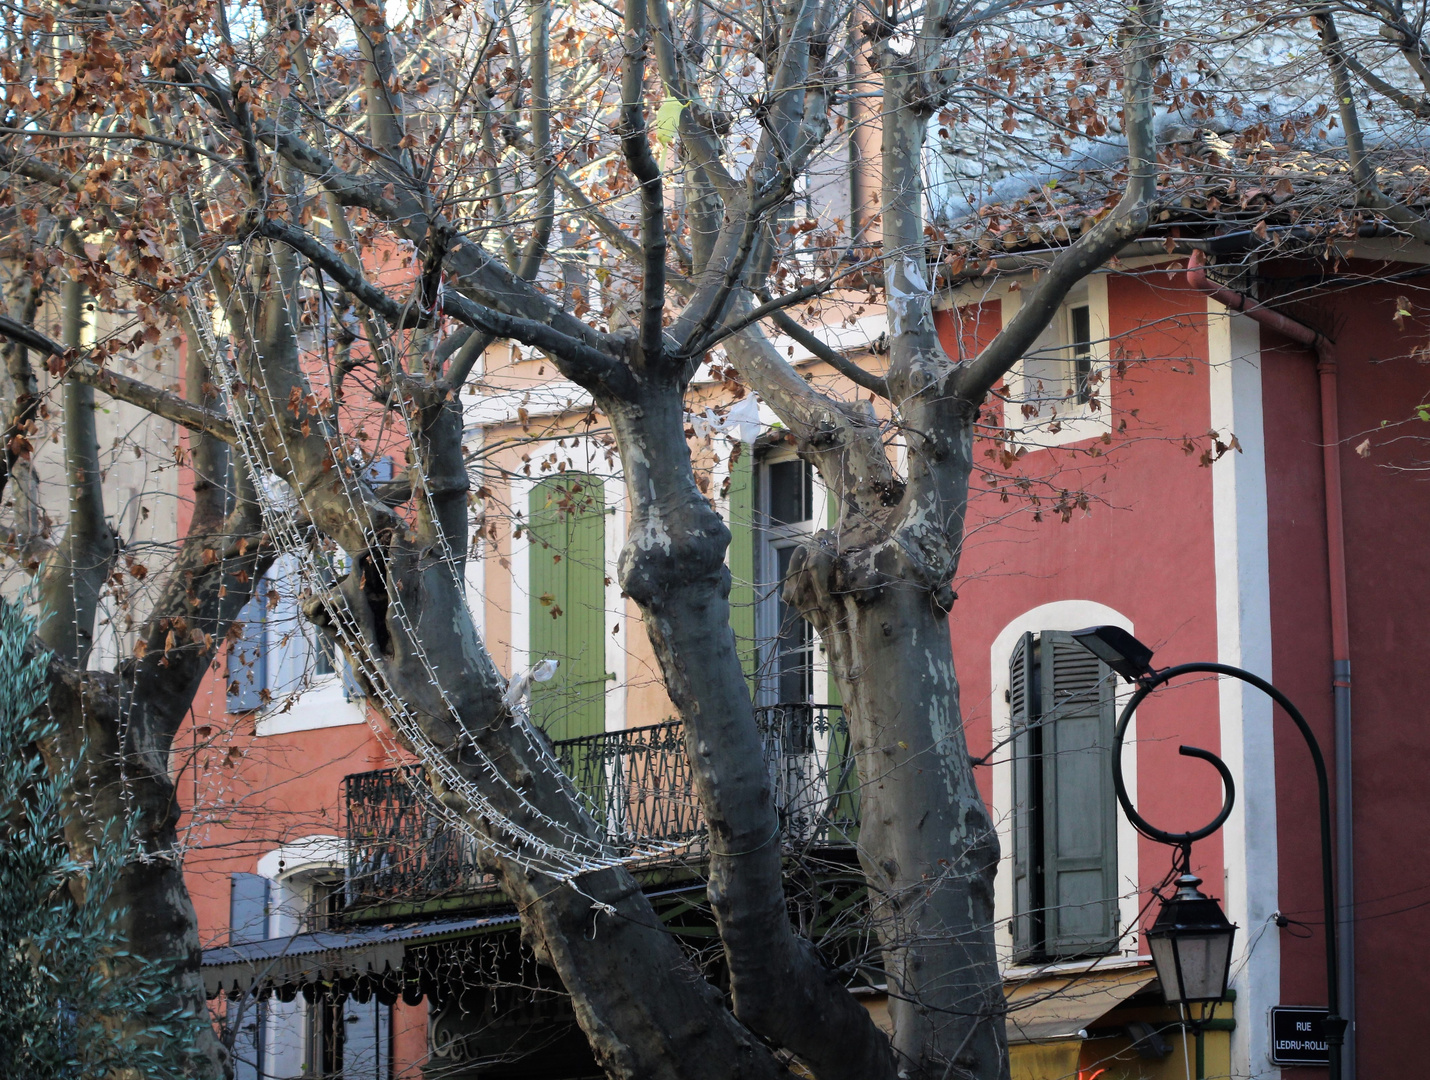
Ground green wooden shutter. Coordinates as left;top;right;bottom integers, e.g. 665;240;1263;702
1009;631;1037;960
726;448;758;691
528;474;606;742
1039;630;1119;957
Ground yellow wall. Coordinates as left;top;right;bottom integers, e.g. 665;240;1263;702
859;991;1233;1080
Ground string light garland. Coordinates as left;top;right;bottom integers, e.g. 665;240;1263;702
177;223;682;884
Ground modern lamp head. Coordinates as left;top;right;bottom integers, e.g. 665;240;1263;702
1146;873;1238;1007
1071;625;1157;683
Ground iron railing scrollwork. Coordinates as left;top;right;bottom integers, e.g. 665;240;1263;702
345;704;859;905
344;764;491;904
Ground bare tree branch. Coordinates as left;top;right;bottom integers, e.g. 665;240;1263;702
35;250;114;667
619;0;668;359
952;0;1164;399
0;314;240;443
1316;9;1430;244
757;293;891;398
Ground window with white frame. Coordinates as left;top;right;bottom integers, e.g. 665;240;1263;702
228;865;390;1080
225;552;358;718
302;877;391;1080
1021;298;1094;409
306;988;391;1080
225;460;390;726
1005;279;1111;446
755;453;818;708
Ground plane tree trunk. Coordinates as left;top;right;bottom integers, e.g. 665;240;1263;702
721;4;1163;1073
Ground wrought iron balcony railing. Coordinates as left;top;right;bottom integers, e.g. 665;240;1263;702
343;762;491;903
345;704;859;906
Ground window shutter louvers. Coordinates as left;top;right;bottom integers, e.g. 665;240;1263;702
1039;630;1119;957
226;596;267;713
1009;631;1036;960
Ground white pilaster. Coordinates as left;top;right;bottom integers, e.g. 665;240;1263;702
1207;300;1280;1079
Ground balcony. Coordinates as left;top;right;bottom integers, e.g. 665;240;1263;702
345;704;859;908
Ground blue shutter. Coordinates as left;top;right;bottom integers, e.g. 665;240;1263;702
228;997;265;1080
340;998;391;1080
365;456;395;483
228;874;269;1079
1040;630;1119;957
229;872;269;944
226;596;267;713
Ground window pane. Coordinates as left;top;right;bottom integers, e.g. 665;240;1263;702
767;459;812;526
315;636;336;678
1069;305;1092;355
306;879;346;932
1070;305;1093;404
1021;350;1071;411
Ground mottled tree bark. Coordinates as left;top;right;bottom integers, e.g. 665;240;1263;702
0;260;52;560
201;225;792;1078
329;541;789;1080
0;0;1168;1076
720;4;1163;1073
2;299;270;1080
603;380;897;1080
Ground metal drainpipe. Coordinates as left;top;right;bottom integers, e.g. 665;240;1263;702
1187;249;1355;1078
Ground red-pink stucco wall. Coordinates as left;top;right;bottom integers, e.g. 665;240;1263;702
941;268;1228;926
1261;265;1430;1079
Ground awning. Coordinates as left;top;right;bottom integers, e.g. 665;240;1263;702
1004;966;1157;1044
203;913;519;1000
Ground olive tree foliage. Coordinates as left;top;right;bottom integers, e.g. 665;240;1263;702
0;599;205;1080
7;0;1418;1078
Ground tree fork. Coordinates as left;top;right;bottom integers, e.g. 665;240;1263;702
604;389;899;1080
788;508;1006;1080
333;542;793;1080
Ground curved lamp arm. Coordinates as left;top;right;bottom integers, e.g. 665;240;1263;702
1112;661;1344;1075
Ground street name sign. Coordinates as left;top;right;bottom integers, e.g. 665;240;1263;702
1270;1006;1330;1066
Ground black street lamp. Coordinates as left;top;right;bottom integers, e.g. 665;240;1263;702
1145;871;1238;1008
1072;626;1346;1080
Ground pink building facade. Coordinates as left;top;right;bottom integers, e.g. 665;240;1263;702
942;247;1430;1078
